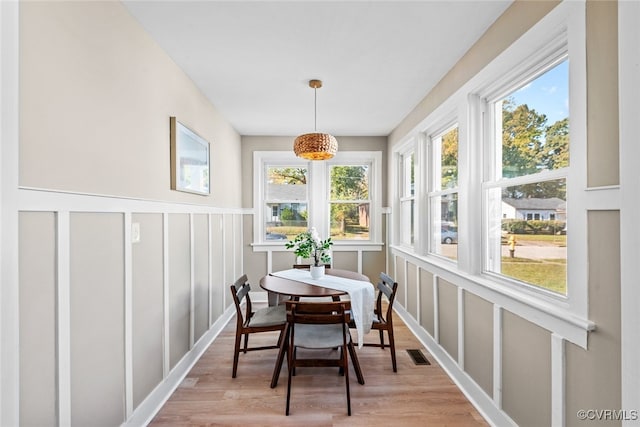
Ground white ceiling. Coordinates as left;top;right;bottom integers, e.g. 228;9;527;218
123;1;512;136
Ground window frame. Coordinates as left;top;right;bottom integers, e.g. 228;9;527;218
390;0;590;326
253;150;383;247
480;48;575;302
398;146;416;247
427;122;460;262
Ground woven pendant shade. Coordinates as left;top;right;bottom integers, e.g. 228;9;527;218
294;79;338;160
294;133;338;160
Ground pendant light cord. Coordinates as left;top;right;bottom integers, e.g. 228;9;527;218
314;87;318;132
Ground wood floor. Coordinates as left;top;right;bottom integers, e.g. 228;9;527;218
150;307;488;426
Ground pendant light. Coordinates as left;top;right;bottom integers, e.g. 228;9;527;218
293;79;338;160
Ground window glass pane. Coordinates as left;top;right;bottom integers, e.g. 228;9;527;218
496;178;567;294
330;165;370;240
330;203;369;240
500;60;569;178
400;199;414;245
265;166;308;240
439;127;458;190
404;153;415;197
266;167;307;200
430;193;458;260
330;165;369;200
265;202;308;241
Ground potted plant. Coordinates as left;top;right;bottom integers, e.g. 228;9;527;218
285;227;333;279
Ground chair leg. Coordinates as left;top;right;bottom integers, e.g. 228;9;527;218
286;344;294;415
347;341;365;385
243;333;249;353
379;329;385;348
271;326;290;388
232;331;242;378
387;328;397;373
343;344;351;416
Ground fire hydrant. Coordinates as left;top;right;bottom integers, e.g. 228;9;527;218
508;234;516;258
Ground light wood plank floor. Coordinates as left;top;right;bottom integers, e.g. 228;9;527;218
150;307;488;426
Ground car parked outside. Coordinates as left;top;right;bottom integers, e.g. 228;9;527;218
266;232;287;241
441;228;458;244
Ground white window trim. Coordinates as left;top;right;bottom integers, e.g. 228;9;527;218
619;0;640;415
391;0;594;344
477;31;584;316
398;143;416;248
426;122;460;261
253;150;383;249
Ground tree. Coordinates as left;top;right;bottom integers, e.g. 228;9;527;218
502;99;547;178
268;167;307;184
501;98;568;200
441;127;458;189
542;118;570;170
330;166;368;235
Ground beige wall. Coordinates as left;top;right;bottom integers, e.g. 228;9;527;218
437;279;458;361
586;0;619;187
70;213;126;426
566;210;621;427
463;292;493;397
19;212;57;427
20;1;242;206
502;311;552;427
131;213;164;409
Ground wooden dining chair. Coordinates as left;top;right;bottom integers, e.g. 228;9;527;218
229;274;287;378
362;272;399;372
284;300;362;416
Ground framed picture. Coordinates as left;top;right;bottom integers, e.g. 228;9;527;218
170;117;210;195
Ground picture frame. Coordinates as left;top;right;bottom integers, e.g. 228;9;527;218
170;117;210;195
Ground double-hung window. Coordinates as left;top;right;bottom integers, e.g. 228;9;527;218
483;57;570;295
254;151;382;245
329;164;371;240
263;164;309;241
399;150;415;246
428;124;459;261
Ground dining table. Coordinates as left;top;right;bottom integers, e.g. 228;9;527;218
260;268;375;388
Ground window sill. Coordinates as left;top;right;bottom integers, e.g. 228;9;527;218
252;241;385;252
390;245;595;348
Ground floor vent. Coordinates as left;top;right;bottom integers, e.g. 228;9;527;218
407;349;431;365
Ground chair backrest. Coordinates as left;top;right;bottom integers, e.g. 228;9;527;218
285;300;351;325
230;274;252;325
376;272;398;323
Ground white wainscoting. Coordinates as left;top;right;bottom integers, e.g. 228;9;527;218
18;187;250;426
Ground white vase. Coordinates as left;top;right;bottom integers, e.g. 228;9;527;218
310;265;325;279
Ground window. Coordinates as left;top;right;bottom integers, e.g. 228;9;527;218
264;166;308;241
329;164;370;240
399;151;415;246
429;125;459;261
254;151;382;245
484;59;569;295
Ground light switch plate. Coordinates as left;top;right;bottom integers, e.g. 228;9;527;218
131;222;141;243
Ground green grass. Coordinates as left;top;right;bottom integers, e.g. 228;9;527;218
501;257;566;294
504;234;567;246
267;224;371;240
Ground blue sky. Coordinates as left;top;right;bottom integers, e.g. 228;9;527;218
510;60;569;125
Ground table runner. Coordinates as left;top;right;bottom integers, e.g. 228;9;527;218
271;268;374;348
